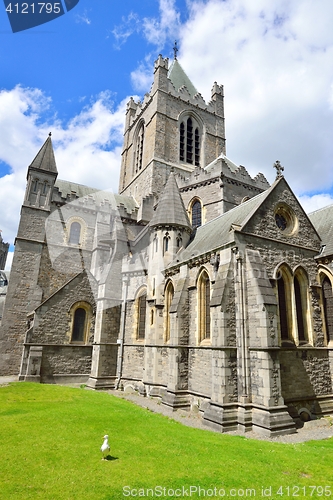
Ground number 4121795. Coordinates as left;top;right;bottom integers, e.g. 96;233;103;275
6;3;62;14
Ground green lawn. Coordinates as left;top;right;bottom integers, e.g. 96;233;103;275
0;383;333;499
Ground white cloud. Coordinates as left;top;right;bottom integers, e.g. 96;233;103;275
0;86;129;247
298;193;333;214
75;10;91;25
131;54;156;93
174;0;333;194
143;0;181;47
111;12;140;48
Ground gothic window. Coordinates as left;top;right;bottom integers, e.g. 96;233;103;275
198;270;211;343
176;234;182;249
165;281;174;342
191;199;202;228
42;182;48;195
163;232;170;255
294;274;308;343
179;116;200;166
277;266;311;345
69;222;81;245
277;271;290;342
135;123;144;174
322;277;333;343
70;302;92;343
72;308;86;342
136;289;147;340
32;179;39;192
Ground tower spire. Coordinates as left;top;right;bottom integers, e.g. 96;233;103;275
173;40;178;60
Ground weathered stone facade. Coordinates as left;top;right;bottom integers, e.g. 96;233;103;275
1;54;333;437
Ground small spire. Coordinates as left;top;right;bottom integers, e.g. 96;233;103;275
173;40;178;60
273;160;284;179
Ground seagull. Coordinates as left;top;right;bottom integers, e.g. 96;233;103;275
101;435;110;460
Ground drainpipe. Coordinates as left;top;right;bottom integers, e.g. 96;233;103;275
115;275;129;389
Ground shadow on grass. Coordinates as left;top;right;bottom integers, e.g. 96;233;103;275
102;455;118;461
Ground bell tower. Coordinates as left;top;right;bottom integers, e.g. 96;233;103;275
119;54;226;204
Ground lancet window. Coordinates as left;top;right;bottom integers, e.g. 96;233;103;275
165;281;174;342
322;277;333;343
277;266;310;345
136;289;147;340
135;123;145;174
179;116;200;166
198;270;211;343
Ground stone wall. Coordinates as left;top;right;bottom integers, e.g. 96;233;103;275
280;349;332;400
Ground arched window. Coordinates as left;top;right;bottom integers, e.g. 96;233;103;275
163;232;170;255
165;281;174;342
198;270;210;342
322;277;333;343
277;274;289;342
176;234;182;249
191;200;202;228
135;123;144;173
72;308;86;342
179;116;200;166
137;290;147;340
294;273;309;343
69;302;92;344
277;266;310;345
69;222;81;245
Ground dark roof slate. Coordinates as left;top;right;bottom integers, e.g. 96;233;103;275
150;172;192;229
29;134;58;174
308;203;333;257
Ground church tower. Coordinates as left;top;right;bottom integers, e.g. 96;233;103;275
119;53;226;204
0;134;58;375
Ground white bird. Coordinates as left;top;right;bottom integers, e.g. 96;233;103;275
101;435;110;460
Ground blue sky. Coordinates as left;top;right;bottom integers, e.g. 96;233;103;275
1;0;333;269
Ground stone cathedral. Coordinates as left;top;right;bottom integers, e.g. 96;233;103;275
1;53;333;437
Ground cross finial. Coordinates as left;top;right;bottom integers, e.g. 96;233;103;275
273;160;284;179
173;40;178;60
49;132;52;137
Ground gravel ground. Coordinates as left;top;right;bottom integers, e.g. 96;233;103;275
109;390;333;444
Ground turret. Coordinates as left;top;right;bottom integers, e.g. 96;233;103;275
24;133;58;210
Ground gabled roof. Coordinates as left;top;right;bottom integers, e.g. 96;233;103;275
169;176;322;268
308;203;333;258
171;187;270;266
168;59;198;97
28;133;58;174
150;171;192;230
205;152;239;174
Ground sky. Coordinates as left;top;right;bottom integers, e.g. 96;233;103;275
1;0;333;271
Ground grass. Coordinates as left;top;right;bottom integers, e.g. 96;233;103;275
0;383;333;499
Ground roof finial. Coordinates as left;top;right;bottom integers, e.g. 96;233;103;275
273;160;284;179
173;40;178;60
49;132;52;137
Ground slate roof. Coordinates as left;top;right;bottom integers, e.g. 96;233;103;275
308;203;333;257
169;184;275;268
168;59;198;97
54;179;139;215
205;152;239;174
150;171;192;229
29;134;58;174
